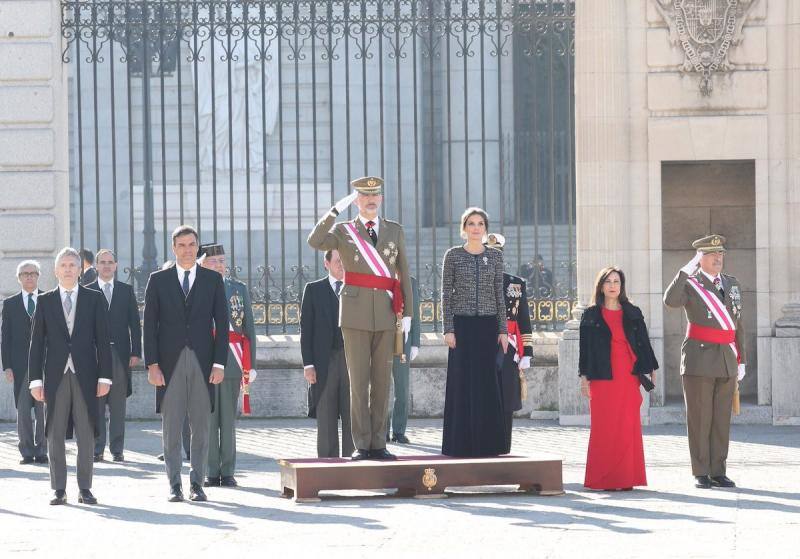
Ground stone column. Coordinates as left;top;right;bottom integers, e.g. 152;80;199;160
0;0;68;420
559;0;631;424
771;303;800;425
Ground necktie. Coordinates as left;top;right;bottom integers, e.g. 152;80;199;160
27;293;35;317
103;283;112;306
63;290;73;316
182;270;191;297
365;220;377;246
713;277;724;299
334;280;342;297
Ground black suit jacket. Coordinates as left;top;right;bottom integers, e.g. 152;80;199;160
143;265;229;413
28;286;113;435
86;280;142;397
80;266;98;286
300;277;343;418
1;290;41;408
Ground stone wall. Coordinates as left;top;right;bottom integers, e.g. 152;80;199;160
0;335;560;421
0;0;68;297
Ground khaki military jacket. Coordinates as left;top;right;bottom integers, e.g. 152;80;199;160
308;210;412;332
664;270;747;378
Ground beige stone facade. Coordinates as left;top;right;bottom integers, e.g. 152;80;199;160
0;0;69;294
566;0;800;424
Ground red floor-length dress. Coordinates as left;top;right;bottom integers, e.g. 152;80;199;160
584;307;647;490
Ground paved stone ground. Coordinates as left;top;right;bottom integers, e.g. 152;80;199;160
1;419;798;558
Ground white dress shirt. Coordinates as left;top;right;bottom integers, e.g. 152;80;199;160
97;277;114;301
176;262;198;293
358;214;380;238
22;289;38;309
29;285;112;389
700;269;722;286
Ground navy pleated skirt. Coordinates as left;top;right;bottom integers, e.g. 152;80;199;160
441;315;507;457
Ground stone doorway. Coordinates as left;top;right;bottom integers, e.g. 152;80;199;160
661;160;757;403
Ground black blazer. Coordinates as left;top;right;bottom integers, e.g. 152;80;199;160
28;286;113;435
1;291;41;408
300;277;343;418
86;280;142;397
143;265;229;413
578;302;659;380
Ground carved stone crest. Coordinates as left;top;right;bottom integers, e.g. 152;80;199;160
653;0;759;96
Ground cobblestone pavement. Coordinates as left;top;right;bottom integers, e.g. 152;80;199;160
1;419;798;558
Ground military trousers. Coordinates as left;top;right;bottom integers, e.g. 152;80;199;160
682;374;736;477
207;374;240;478
341;327;394;451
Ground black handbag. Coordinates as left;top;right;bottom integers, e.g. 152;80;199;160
638;374;655;392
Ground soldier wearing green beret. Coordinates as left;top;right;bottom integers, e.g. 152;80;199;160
308;176;413;461
199;244;257;487
664;234;746;489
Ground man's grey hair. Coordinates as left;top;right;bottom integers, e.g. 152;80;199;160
54;247;82;267
16;260;41;276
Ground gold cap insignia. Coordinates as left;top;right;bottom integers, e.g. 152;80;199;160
351;176;384;195
691;234;727;253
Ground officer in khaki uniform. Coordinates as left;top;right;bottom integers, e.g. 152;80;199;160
199;243;257;487
664;234;746;489
308;177;413;460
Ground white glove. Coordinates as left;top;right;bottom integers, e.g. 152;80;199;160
247;370;257;382
409;346;419;362
681;251;703;275
333;191;358;214
518;356;531;370
402;316;411;343
737;364;745;382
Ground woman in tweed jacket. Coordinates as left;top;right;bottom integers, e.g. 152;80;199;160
440;207;509;457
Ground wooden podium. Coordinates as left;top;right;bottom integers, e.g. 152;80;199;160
279;454;564;502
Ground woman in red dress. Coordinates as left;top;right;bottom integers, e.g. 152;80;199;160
579;267;658;490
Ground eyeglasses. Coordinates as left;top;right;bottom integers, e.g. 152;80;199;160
19;272;40;278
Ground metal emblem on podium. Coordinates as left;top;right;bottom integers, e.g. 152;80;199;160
422;468;438;491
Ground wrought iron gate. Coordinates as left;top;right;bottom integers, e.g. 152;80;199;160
62;0;576;333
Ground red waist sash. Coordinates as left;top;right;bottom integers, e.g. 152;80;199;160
687;323;735;345
343;270;404;314
229;331;252;415
507;319;523;359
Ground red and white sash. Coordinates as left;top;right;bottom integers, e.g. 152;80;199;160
686;275;739;362
343;221;393;299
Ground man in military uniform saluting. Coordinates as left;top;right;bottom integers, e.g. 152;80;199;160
199;243;257;487
308;176;413;461
664;234;746;489
486;233;533;453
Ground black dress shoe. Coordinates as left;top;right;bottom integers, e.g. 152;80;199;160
370;448;397;460
711;475;736;488
204;477;221;487
93;453;104;463
19;457;34;465
392;434;411;444
189;483;207;502
386;432;390;442
50;490;67;505
220;476;238;487
168;484;184;502
112;453;124;462
78;489;97;505
157;453;165;461
34;456;48;464
351;449;371;461
695;475;713;489
185;451;191;461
